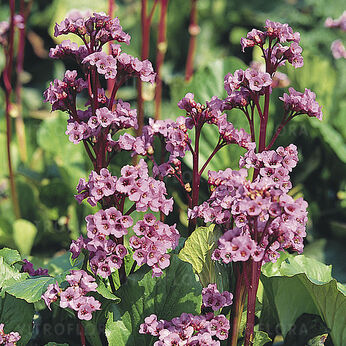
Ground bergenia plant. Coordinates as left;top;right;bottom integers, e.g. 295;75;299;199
39;10;323;346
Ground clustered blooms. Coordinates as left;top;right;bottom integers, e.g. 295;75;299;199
0;15;24;47
280;87;323;120
224;68;272;95
54;10;130;45
41;270;101;321
0;324;21;345
139;285;232;344
241;20;303;69
118;93;255;180
75;160;174;215
325;12;346;60
21;259;49;276
139;313;230;345
130;215;180;277
202;284;233;311
190;145;308;263
325;11;346;31
43;70;88;112
44;10;155;151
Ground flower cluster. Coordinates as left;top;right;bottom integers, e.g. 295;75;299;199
0;324;21;345
49;39;89;63
113;45;156;83
75;160;173;214
21;259;48;276
0;15;24;47
241;20;303;69
43;70;88;111
54;10;130;45
42;270;101;321
202;284;233;311
82;51;118;79
325;11;346;31
190;145;308;263
75;167;117;206
280;87;323;120
139;312;230;345
71;207;130;277
330;39;346;59
130;215;180;277
224;68;272;94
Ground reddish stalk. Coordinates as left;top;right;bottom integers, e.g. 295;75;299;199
137;0;159;136
4;0;20;219
185;0;199;82
14;0;32;163
79;321;86;346
107;0;116;96
154;0;169;120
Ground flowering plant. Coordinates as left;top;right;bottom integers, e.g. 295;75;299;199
0;4;345;346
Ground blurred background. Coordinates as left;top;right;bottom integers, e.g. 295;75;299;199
0;0;345;285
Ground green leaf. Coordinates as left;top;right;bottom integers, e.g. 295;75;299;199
261;253;346;345
253;330;272;346
13;219;37;255
178;224;222;287
105;255;202;345
3;276;57;303
0;248;21;265
0;293;34;346
82;320;103;346
96;278;121;302
0;257;27;289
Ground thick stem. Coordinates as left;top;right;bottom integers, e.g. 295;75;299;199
15;0;31;163
188;125;201;233
228;264;247;346
107;0;116;96
79;321;86;346
244;260;262;346
108;274;116;294
185;0;199;82
4;0;20;219
137;0;157;136
154;0;169;120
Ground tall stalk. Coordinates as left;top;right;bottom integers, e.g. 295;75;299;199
185;0;199;82
4;0;20;219
154;0;169;120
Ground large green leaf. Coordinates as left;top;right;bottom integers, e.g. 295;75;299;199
3;276;57;303
0;248;21;265
178;224;224;287
105;255;202;345
0;257;27;289
0;293;34;346
261;253;346;345
13;219;37;255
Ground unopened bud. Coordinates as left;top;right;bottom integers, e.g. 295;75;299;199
147;146;154;155
184;183;192;192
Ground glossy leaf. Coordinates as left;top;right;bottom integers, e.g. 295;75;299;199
105;255;202;345
261;253;346;345
0;293;34;346
13;219;37;255
178;224;223;287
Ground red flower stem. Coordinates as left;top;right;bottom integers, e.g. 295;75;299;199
79;321;86;346
154;0;169;120
15;0;32;163
266;113;295;150
83;140;96;165
185;0;199;82
137;0;159;136
188;124;202;233
4;0;20;219
198;138;223;176
228;264;247;346
244;107;256;143
107;0;116;96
